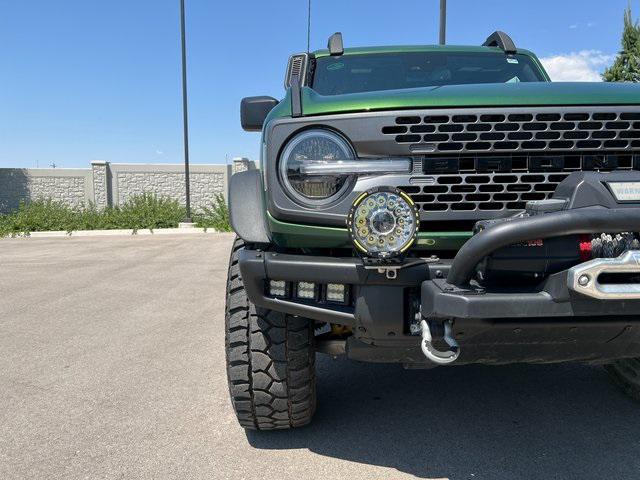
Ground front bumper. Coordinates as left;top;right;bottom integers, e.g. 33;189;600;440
238;249;640;365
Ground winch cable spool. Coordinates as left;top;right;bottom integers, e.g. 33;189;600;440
590;232;640;258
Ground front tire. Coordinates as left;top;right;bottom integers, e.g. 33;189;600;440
605;359;640;402
225;238;316;430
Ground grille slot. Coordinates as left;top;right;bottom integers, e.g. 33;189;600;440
401;153;637;217
402;172;566;213
383;110;640;153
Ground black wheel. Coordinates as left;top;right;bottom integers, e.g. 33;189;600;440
225;237;316;430
605;359;640;402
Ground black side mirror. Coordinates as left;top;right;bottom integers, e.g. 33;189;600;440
240;96;279;132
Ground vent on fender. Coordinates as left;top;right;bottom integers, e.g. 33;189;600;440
285;54;308;89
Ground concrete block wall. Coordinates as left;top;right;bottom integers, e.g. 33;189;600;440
0;158;255;213
91;161;110;209
110;164;229;212
0;168;94;212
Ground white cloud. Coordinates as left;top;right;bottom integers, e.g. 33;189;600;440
539;50;614;82
569;22;596;29
155;149;164;156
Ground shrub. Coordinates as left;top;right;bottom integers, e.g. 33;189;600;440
0;193;236;237
194;193;232;232
0;199;82;236
115;193;186;230
0;194;189;237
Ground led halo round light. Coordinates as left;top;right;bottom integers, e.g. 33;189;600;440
347;187;419;259
278;129;355;207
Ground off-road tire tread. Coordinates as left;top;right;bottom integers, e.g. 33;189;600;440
225;237;316;430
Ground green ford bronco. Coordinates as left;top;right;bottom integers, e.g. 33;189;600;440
226;31;640;430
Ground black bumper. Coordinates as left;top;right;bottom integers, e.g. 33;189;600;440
238;249;640;365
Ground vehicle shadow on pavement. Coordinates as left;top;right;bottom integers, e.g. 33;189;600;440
247;356;640;479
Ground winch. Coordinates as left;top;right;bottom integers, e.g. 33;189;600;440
464;171;640;287
473;209;640;286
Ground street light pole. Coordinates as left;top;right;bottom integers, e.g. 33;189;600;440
179;0;192;222
439;0;447;45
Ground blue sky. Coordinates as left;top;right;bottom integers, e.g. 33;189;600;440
0;0;637;168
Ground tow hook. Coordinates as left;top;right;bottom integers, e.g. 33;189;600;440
419;319;460;365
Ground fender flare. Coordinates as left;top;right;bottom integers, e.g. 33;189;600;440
229;170;271;245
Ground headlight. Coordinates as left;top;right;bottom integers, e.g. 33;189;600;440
279;129;355;206
347;187;419;259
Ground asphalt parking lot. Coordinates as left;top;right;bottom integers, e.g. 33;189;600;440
2;233;640;479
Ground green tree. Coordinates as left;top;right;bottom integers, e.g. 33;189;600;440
603;6;640;82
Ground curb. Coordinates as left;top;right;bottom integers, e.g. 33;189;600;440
5;228;226;239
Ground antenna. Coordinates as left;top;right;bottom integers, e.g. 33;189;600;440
439;0;447;45
307;0;311;52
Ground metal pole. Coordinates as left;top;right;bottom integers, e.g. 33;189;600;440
307;0;311;53
439;0;447;45
180;0;192;222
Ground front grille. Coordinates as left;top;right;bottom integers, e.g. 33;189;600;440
266;106;640;230
382;111;640;154
400;152;638;222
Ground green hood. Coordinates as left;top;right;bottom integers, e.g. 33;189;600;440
301;82;640;116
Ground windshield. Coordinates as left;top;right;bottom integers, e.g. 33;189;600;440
312;52;547;95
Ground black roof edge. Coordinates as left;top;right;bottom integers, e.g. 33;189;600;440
327;32;344;56
482;31;517;54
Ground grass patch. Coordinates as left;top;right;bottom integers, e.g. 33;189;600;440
0;193;232;237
